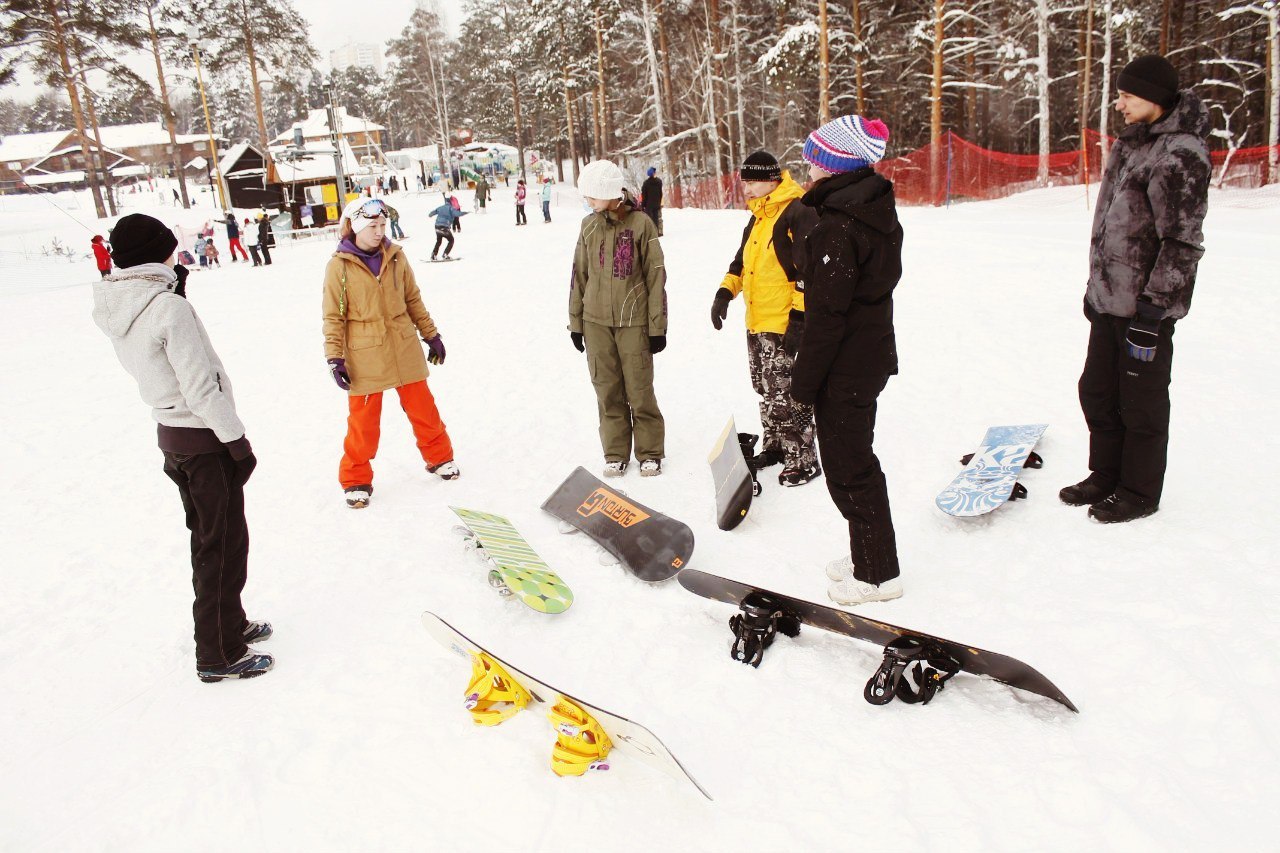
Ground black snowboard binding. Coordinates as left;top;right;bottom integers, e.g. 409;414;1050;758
864;637;961;706
738;433;764;496
728;591;800;667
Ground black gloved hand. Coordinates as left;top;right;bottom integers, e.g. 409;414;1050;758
649;335;667;354
225;437;257;485
782;309;805;357
710;287;732;330
173;264;189;299
570;331;585;353
1125;300;1163;363
328;357;351;390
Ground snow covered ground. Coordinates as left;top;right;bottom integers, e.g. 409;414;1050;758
1;179;1277;851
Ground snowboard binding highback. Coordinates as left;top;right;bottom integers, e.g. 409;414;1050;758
728;591;801;667
864;637;960;706
548;696;613;776
464;651;532;726
738;433;764;496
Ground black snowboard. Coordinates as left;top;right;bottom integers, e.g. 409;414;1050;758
541;466;693;582
677;569;1077;712
708;417;759;531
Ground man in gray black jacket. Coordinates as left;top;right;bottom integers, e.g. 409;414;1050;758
92;213;273;681
1062;55;1210;523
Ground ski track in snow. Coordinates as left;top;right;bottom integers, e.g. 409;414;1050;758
0;183;1276;851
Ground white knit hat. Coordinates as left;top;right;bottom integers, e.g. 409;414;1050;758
577;160;625;200
341;197;387;234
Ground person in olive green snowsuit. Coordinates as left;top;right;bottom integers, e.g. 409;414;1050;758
569;160;668;477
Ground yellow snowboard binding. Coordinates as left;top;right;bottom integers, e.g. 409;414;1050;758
463;652;531;726
548;696;613;776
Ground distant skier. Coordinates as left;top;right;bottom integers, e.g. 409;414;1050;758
711;150;819;486
474;175;490;213
386;203;407;240
91;213;272;682
256;213;273;265
193;233;208;270
203;239;221;268
91;234;111;278
322;197;458;509
515;179;528;225
569;160;668;478
244;218;262;266
429;196;467;259
640;166;663;235
789;114;904;606
541;177;553;223
223;212;248;261
1061;54;1211;523
449;192;463;232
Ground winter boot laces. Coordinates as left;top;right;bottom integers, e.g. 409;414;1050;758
463;651;531;726
548;696;613;776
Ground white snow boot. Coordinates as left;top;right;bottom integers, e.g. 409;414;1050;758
428;460;460;480
827;576;903;606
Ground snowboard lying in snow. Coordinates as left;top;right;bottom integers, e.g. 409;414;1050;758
936;424;1048;517
422;611;711;799
450;507;573;614
540;467;692;582
677;569;1077;712
708;417;760;531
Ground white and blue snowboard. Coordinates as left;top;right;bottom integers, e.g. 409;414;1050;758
936;424;1048;517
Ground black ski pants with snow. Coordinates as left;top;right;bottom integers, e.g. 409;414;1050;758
1078;304;1176;506
813;375;900;585
162;449;253;667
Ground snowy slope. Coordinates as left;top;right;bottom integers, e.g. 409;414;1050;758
1;181;1277;851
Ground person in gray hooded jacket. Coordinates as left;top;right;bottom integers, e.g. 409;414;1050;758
92;213;273;682
1062;55;1211;524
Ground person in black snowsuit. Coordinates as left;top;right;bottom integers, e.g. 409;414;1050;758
640;167;663;236
256;214;274;265
1062;55;1211;523
790;114;903;607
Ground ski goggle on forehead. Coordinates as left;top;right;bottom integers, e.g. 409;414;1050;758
354;199;387;219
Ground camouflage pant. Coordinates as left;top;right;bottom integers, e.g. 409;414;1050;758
747;332;816;468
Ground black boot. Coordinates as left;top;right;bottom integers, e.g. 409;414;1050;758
1087;494;1158;524
1059;475;1115;507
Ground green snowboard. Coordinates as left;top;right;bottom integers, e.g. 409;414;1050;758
451;507;574;614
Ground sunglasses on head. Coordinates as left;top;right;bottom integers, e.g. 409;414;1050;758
355;199;387;219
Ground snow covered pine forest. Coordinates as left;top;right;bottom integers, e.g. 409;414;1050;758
3;0;1280;851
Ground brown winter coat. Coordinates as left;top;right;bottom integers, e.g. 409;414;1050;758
322;242;438;395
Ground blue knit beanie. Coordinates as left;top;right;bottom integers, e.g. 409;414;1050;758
647;167;656;177
803;115;890;174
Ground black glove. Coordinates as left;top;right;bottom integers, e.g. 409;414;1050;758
328;357;351;390
173;264;189;299
782;309;805;357
1125;300;1163;363
710;287;732;330
649;335;667;354
570;331;584;353
225;437;257;485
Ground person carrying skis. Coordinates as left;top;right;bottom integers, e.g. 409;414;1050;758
1061;54;1211;523
429;196;467;259
515;179;527;225
569;160;668;478
541;177;553;223
640;166;663;236
322;197;458;509
711;150;819;486
91;234;111;278
223;212;248;262
790;115;904;606
91;213;272;682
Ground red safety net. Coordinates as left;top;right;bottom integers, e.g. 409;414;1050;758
672;131;1279;209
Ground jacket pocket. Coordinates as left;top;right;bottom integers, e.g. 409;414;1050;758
348;319;385;350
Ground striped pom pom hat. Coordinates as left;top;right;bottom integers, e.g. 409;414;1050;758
803;115;890;174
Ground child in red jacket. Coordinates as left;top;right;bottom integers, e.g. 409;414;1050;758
91;235;111;278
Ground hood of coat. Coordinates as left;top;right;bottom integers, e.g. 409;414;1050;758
1121;89;1210;145
91;262;177;337
803;167;899;235
746;172;806;220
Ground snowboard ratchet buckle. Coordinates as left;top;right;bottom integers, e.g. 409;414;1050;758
864;637;960;706
729;591;800;667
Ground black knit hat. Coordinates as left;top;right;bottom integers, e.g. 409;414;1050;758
109;213;178;268
740;150;782;182
1117;55;1179;110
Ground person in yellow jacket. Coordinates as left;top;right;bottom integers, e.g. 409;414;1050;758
322;197;457;509
711;150;820;486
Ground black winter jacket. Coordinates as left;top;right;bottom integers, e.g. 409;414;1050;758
640;176;663;220
791;168;902;405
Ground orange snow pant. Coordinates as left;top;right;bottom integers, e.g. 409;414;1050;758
339;380;454;488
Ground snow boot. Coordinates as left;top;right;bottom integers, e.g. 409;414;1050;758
428;460;460;480
603;460;628;478
828;575;903;606
463;651;531;726
1088;494;1158;524
548;696;613;777
197;650;274;683
1059;475;1115;506
242;620;273;643
638;459;662;477
344;484;372;509
778;462;821;487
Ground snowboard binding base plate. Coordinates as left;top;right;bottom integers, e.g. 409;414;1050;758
738;433;763;496
728;591;801;667
864;637;960;707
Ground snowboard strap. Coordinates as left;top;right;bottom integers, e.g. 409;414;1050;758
464;651;531;726
729;591;801;667
864;638;960;707
548;696;613;777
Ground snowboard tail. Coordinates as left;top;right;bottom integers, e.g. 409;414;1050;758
708;417;757;531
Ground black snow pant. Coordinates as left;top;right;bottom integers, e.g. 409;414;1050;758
516;204;527;225
248;245;262;265
813;375;900;585
258;242;272;265
1078;304;1176;506
162;449;253;667
433;227;455;257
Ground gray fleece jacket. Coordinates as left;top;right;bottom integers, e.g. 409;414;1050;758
92;263;246;444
